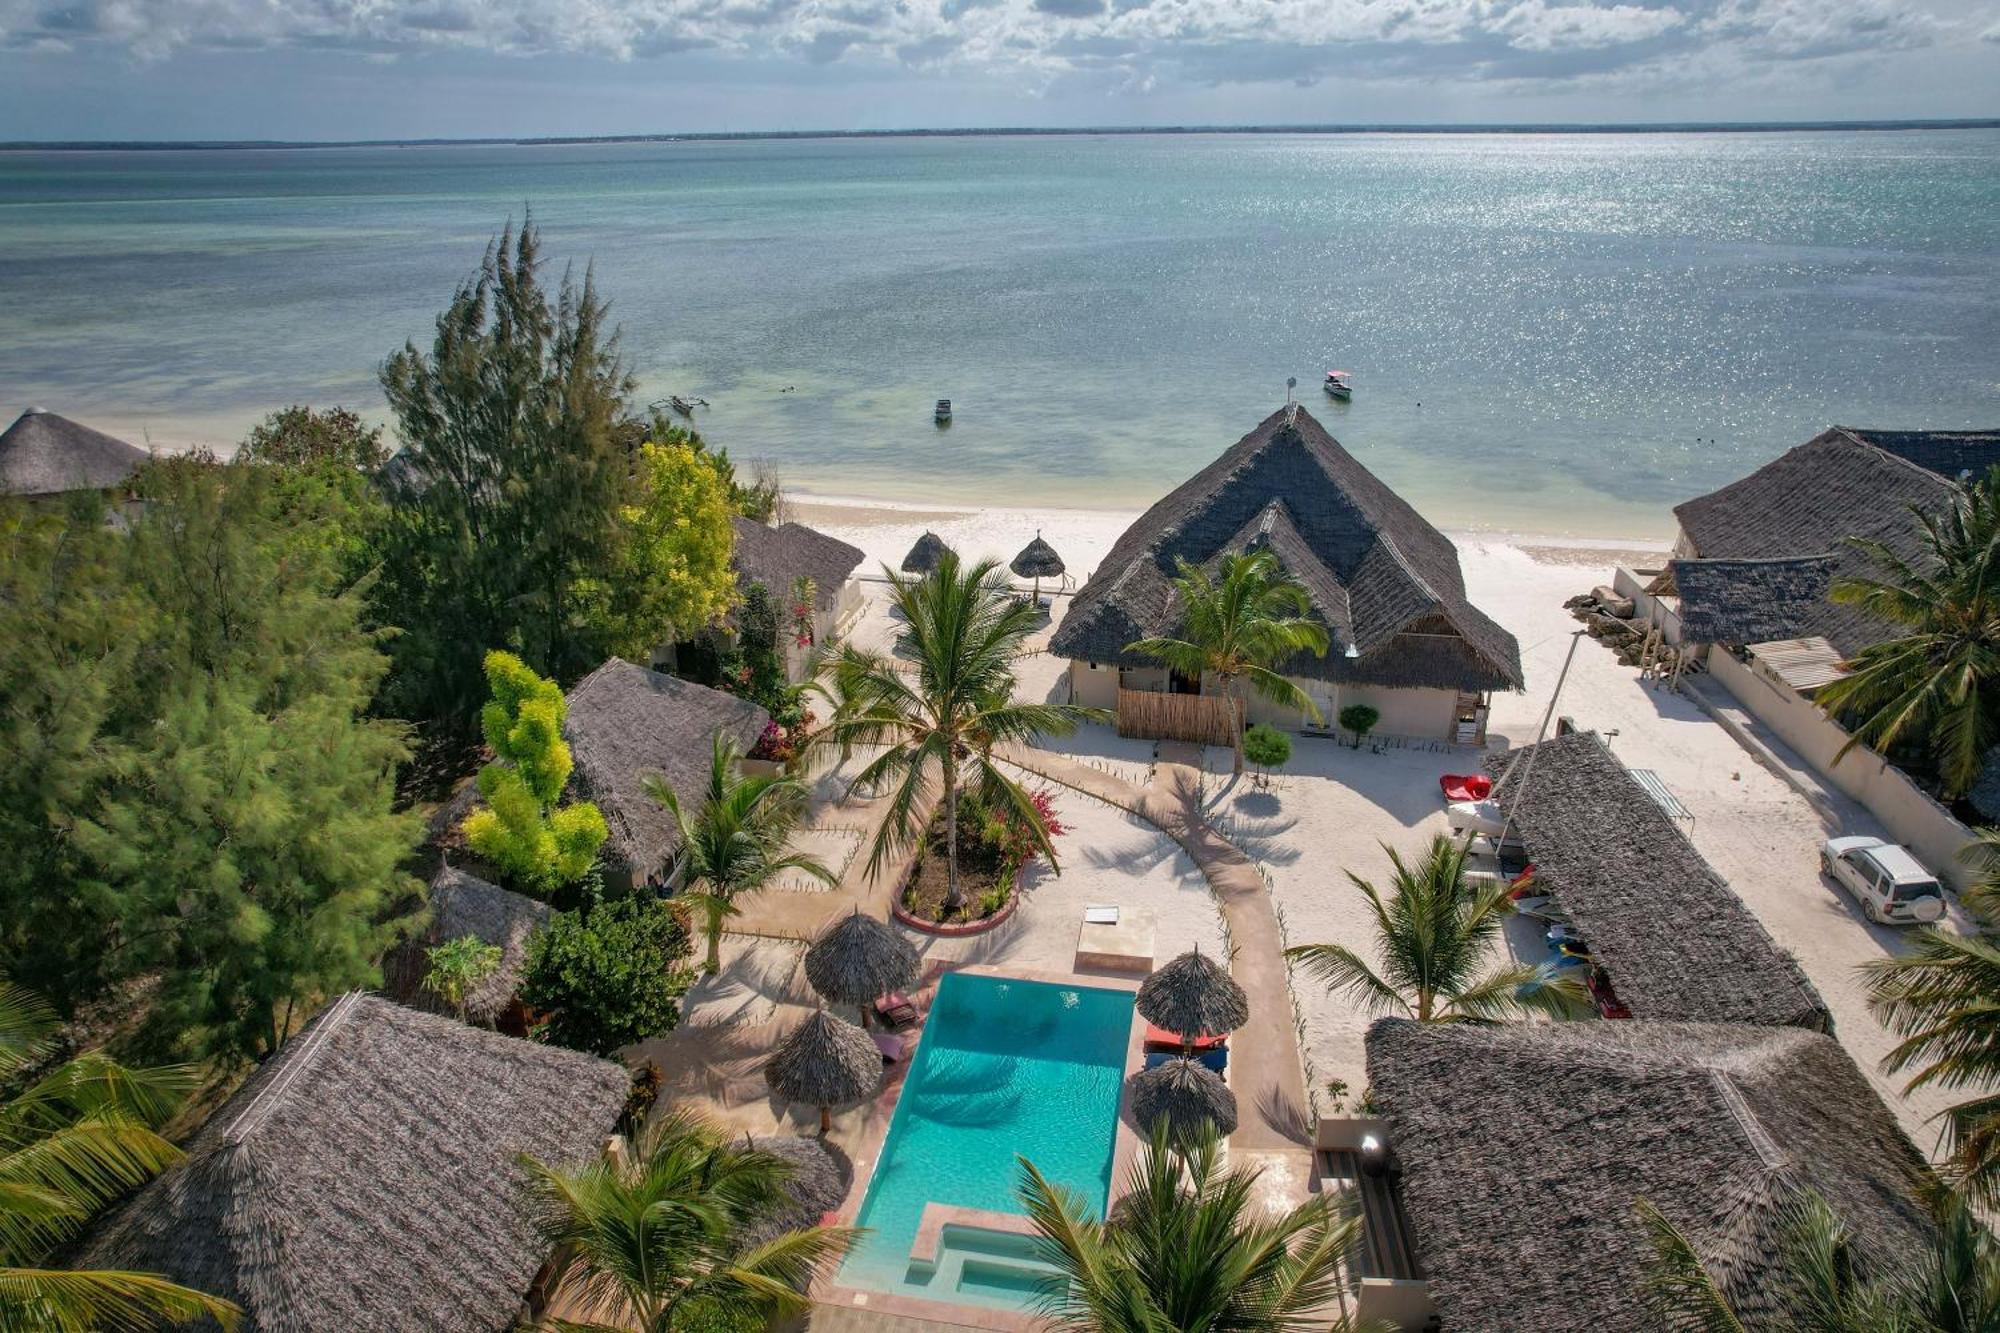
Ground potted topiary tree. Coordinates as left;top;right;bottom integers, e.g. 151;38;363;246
1337;703;1380;749
1241;723;1292;788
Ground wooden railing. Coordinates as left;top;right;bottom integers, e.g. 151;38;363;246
1115;688;1236;746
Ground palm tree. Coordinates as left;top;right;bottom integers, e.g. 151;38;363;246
1017;1124;1367;1332
647;736;835;975
0;982;240;1331
1816;465;2000;799
1863;894;2000;1208
1637;1184;2000;1330
815;548;1101;913
519;1107;856;1331
1285;834;1587;1022
1125;549;1330;776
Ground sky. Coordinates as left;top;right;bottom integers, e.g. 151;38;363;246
1;0;1997;140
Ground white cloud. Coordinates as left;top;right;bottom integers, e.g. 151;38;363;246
1486;0;1686;50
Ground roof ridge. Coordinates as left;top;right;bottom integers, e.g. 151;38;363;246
223;991;365;1145
1707;1067;1790;1171
1827;426;1957;488
1371;531;1443;608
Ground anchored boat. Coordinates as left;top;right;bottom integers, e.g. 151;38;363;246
1323;370;1353;401
934;398;952;425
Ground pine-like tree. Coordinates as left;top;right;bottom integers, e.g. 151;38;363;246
461;650;608;895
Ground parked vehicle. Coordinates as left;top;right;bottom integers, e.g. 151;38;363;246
1819;836;1947;925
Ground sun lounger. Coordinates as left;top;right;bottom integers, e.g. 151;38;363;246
874;992;918;1030
1142;1022;1227;1053
1439;773;1492;803
871;1030;909;1062
1144;1047;1227;1076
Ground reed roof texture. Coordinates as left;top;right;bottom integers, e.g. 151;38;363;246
0;408;147;497
563;659;770;885
1366;1018;1933;1333
1674;425;2000;654
803;910;919;1008
1049;407;1522;692
901;531;949;574
730;516;865;613
81;993;627;1333
741;1136;851;1248
1486;732;1829;1030
1010;533;1066;579
388;866;551;1024
764;1009;882;1110
1129;1057;1238;1137
1670;555;1836;647
1135;948;1249;1039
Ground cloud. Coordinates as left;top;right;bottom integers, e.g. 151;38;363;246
1032;0;1106;15
1486;1;1686;50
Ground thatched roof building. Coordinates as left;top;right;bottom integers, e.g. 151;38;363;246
1366;1018;1934;1332
384;866;551;1026
1486;732;1828;1030
730;516;865;614
1674;426;2000;653
82;993;627;1333
563;659;770;890
900;530;948;575
1049;406;1522;693
0;408;147;498
1669;554;1835;646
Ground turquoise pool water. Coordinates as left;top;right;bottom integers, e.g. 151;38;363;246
836;972;1133;1312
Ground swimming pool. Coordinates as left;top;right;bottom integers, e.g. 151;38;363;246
835;971;1134;1313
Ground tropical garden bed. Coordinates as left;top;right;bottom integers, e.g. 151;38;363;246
897;786;1064;929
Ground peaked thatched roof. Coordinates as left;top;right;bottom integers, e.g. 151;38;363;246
803;911;918;1008
1486;732;1828;1030
1010;533;1066;579
1674;426;2000;654
0;408;147;497
1136;948;1249;1038
1129;1057;1238;1137
1671;555;1836;647
1048;407;1522;692
765;1009;881;1111
901;531;949;575
741;1135;851;1247
81;993;627;1333
563;659;770;885
406;866;551;1024
731;516;864;613
1366;1019;1934;1333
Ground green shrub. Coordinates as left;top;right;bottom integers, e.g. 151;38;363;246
521;894;693;1055
1338;704;1381;744
1242;723;1292;775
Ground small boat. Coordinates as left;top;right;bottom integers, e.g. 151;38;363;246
668;395;697;417
934;398;952;425
1323;370;1353;401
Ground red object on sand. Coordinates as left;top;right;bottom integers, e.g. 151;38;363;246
1440;773;1493;802
1143;1022;1227;1052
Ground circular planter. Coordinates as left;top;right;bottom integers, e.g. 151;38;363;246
892;864;1028;937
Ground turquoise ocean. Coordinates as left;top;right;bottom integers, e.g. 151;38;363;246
2;130;1996;536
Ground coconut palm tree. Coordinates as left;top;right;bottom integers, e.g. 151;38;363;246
1017;1124;1367;1333
519;1107;856;1332
1816;465;2000;799
1125;549;1330;776
815;547;1100;913
647;735;835;975
1637;1183;2000;1330
1285;834;1588;1022
0;982;240;1331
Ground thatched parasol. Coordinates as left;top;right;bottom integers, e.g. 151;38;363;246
765;1008;882;1135
901;531;949;575
1129;1057;1239;1138
1010;531;1066;606
741;1135;852;1246
1136;947;1249;1044
804;910;919;1027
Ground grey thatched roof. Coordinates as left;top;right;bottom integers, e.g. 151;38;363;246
563;659;770;885
765;1009;881;1111
803;911;919;1008
1136;948;1249;1038
901;531;949;575
1048;407;1522;692
1129;1057;1238;1137
81;993;627;1333
1674;426;2000;654
1486;733;1829;1030
1010;533;1066;580
731;516;865;614
420;866;551;1023
1366;1019;1934;1333
1671;555;1836;647
741;1135;851;1247
0;408;147;498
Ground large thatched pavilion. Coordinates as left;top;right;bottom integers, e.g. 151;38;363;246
0;407;147;499
81;993;628;1333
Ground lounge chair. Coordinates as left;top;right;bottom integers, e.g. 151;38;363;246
1439;773;1493;803
871;1029;910;1062
1142;1022;1227;1054
874;992;919;1030
1144;1047;1227;1076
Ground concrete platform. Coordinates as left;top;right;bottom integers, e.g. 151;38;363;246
1074;906;1156;973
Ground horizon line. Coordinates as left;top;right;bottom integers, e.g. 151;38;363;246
6;117;2000;152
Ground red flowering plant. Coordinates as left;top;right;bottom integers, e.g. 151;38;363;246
984;787;1068;873
788;576;818;648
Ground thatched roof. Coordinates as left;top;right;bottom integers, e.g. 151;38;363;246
563;659;770;886
1674;426;2000;654
1010;533;1066;579
741;1135;851;1247
731;516;864;613
1366;1019;1934;1332
81;993;627;1333
1136;948;1249;1039
1129;1057;1238;1137
1670;555;1836;647
901;531;949;575
1486;733;1829;1030
765;1009;881;1111
1048;407;1522;692
803;911;918;1008
0;408;147;498
408;866;551;1023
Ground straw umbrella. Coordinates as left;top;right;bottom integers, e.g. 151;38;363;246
901;531;949;576
766;1008;882;1136
1136;947;1249;1049
804;910;919;1028
1010;531;1066;608
1129;1057;1239;1138
740;1135;852;1247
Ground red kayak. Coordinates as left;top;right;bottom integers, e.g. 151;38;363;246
1440;773;1493;803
